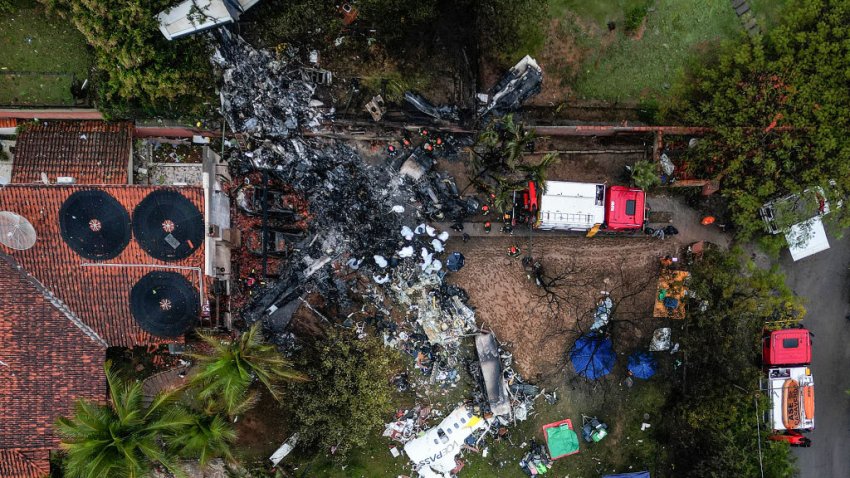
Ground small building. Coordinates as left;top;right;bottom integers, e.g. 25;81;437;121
0;119;235;474
10;120;133;185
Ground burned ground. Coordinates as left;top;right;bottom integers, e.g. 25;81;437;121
446;235;679;380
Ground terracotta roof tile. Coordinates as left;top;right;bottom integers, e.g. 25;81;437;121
0;185;206;347
11;121;132;185
0;449;50;478
0;257;105;454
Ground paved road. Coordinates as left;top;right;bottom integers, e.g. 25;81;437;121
778;227;850;477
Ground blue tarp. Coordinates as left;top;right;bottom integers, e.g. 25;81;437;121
603;472;650;478
570;334;615;380
627;351;657;380
446;252;465;272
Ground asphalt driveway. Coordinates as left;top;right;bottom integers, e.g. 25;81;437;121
778;227;850;477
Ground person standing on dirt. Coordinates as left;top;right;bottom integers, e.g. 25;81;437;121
508;245;521;257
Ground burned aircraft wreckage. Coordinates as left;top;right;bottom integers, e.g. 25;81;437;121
212;29;544;435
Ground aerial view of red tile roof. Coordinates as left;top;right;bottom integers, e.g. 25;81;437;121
0;256;105;478
11;120;132;185
0;185;205;347
0;449;50;478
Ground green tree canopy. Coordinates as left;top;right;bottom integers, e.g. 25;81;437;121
189;322;307;417
40;0;214;116
470;114;559;212
662;249;802;477
57;362;234;478
284;328;398;459
673;0;850;239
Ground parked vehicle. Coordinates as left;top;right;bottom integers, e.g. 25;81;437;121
762;328;815;435
759;187;831;261
516;181;647;233
762;328;811;367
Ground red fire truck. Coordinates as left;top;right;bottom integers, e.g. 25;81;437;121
762;328;815;436
514;181;646;233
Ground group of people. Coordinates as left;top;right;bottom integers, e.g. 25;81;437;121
449;199;524;258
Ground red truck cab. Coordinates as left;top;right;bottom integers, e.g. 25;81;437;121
763;328;812;367
604;186;647;232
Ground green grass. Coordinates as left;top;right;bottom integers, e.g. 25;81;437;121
544;0;789;102
549;0;650;25
307;378;671;478
0;0;92;105
573;0;739;101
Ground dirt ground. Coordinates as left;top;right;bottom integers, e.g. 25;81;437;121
446;235;679;380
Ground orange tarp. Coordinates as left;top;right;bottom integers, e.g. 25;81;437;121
653;270;690;319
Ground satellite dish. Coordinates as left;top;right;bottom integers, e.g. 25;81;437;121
130;271;199;338
133;189;204;261
59;190;131;260
0;211;37;250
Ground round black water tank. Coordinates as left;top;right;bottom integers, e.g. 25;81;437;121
130;271;199;338
59;189;131;260
132;189;203;261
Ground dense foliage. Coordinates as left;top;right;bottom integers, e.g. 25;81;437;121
284;328;398;459
471;114;559;212
673;0;850;239
39;0;214;117
631;159;661;191
189;322;307;417
57;363;235;477
663;249;802;477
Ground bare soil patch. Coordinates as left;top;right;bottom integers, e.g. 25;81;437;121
446;235;679;380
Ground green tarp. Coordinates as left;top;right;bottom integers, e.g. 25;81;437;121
545;424;579;458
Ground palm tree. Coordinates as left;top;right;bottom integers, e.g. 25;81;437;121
518;152;560;193
168;408;236;466
189;322;307;416
56;363;191;478
501;114;537;171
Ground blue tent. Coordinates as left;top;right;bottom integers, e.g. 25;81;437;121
627;351;657;380
570;334;615;380
446;252;465;272
603;473;650;478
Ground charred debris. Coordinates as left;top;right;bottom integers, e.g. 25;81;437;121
212;29;545;472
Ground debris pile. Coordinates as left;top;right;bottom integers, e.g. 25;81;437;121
478;55;543;118
213;30;326;139
212;31;548;478
518;440;553;475
404;91;461;122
